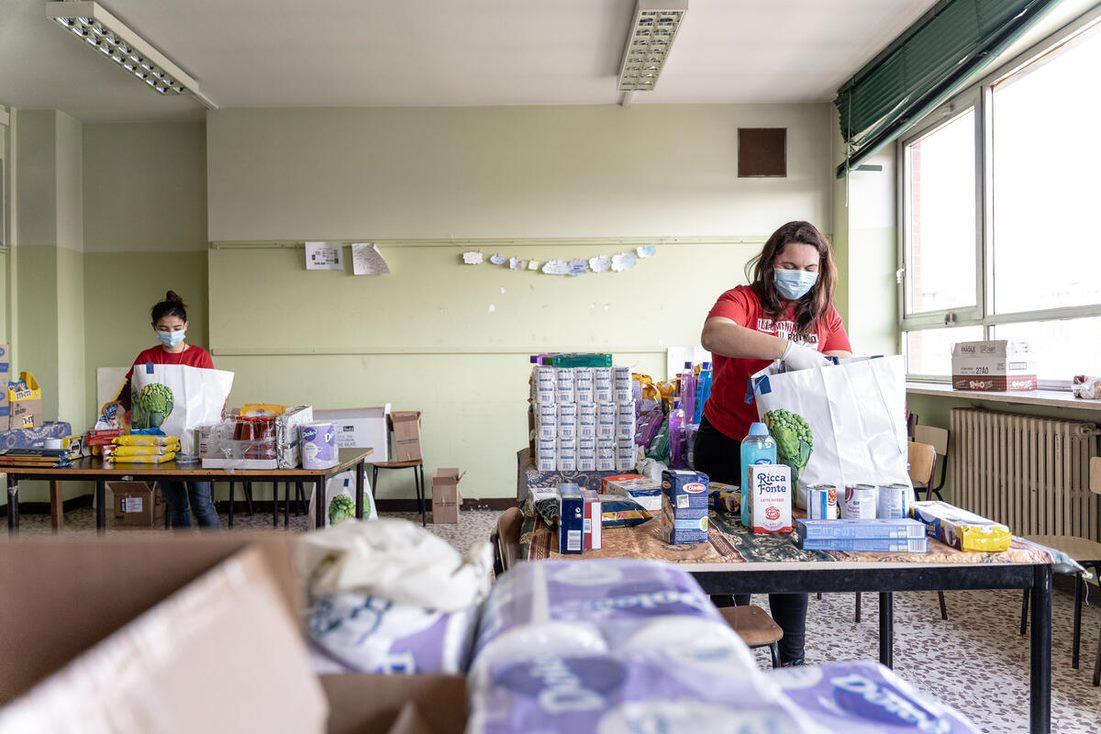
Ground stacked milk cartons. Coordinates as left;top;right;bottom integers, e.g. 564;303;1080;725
532;364;636;474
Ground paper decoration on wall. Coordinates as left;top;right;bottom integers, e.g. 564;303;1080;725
351;242;390;275
462;245;657;276
589;255;612;273
305;241;344;271
611;252;638;272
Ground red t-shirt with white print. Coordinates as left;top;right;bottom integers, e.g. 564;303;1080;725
705;285;851;442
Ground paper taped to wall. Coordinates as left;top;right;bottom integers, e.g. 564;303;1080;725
351;243;390;276
306;242;345;271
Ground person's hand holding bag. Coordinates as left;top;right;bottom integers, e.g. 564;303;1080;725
781;340;828;371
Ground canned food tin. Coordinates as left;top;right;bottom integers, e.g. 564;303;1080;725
877;483;911;520
841;484;878;520
807;485;838;520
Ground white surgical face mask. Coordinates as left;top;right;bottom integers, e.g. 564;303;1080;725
157;329;186;348
774;269;818;300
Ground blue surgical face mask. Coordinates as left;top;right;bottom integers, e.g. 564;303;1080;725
774;269;818;301
157;329;186;348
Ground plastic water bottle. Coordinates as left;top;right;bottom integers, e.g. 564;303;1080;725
740;422;776;528
694;362;713;424
669;400;687;469
679;362;696;422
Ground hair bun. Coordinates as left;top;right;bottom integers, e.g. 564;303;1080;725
165;290;183;303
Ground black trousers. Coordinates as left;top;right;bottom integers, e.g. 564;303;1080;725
694;416;808;664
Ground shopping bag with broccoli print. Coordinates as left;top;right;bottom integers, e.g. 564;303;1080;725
130;363;234;456
749;356;912;496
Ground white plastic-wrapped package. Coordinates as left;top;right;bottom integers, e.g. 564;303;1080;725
129;363;234;455
300;519;492;675
470;559;756;680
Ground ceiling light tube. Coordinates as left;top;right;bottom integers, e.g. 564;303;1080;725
616;0;688;92
45;1;217;108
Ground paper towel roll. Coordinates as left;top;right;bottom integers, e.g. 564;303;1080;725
300;422;338;469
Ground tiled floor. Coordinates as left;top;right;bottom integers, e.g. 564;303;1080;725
16;507;1101;733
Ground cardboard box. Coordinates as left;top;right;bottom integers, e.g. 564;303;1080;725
9;400;43;430
322;674;467;734
431;468;463;524
0;533;324;732
558;483;584;554
109;481;165;529
391;411;422;462
951;339;1036;391
313;405;391;462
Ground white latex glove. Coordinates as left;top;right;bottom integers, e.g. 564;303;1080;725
781;340;829;371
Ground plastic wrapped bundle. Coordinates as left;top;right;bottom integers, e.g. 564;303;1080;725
468;649;819;734
770;660;979;733
308;592;480;674
470;559;753;679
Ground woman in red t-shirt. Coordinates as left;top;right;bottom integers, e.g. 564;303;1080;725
697;221;852;666
122;291;219;530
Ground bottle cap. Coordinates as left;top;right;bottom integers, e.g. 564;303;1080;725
530;355;538;363
748;422;770;437
684;361;693;369
702;361;712;369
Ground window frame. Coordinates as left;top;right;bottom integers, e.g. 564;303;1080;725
899;11;1101;388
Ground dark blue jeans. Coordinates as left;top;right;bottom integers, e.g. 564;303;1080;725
161;481;220;530
694;416;808;664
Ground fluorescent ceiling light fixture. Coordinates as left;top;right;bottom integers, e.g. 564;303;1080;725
617;0;688;92
45;1;216;108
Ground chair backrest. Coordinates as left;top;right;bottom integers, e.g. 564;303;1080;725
1091;457;1101;496
908;442;937;487
913;425;949;457
495;506;524;573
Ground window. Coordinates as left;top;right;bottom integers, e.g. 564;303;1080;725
901;19;1101;385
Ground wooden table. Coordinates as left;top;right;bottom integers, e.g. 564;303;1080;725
4;448;371;534
523;512;1074;734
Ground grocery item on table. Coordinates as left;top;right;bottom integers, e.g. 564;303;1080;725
796;518;925;541
469;559;752;680
300;422;338;470
602;473;662;512
764;409;813;488
876;482;911;520
740;422;776;528
300;518;492;676
911;501;1012;552
710;481;740;514
797;537;928;553
600;496;652;527
558;483;584;554
693;361;712;424
106;444;178;457
748;464;792;534
661;469;710;544
770;660;979;733
582;490;602;550
840;484;878;520
113;434;179;447
807;485;838;519
668;399;688;469
467;649;813;734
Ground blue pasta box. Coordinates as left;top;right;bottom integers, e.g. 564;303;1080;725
797;537;929;553
557;483;585;554
795;518;926;542
661;469;710;544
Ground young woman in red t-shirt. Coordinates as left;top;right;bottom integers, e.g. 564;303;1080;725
122;291;219;530
697;221;852;666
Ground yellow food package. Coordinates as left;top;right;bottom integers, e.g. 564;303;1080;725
114;435;181;447
105;451;177;464
108;444;180;457
911;501;1012;552
239;403;286;417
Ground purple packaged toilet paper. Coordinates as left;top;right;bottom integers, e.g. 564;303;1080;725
470;559;748;677
770;660;979;733
467;650;816;734
308;592;479;674
300;422;338;469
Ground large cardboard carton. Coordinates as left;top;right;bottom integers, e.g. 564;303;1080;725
322;674;467;734
0;533;326;733
391;411;422;462
951;339;1036;391
109;481;165;529
431;468;463;524
314;405;391;462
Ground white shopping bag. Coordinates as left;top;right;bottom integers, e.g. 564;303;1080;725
308;467;378;528
130;363;235;455
750;356;912;494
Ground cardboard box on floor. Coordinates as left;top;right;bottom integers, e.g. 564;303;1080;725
323;673;467;734
391;411;422;462
109;481;165;529
0;533;327;733
431;468;463;524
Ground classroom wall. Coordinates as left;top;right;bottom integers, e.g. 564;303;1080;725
205;104;835;500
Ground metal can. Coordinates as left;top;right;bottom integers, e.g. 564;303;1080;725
877;483;911;520
807;484;838;520
841;483;878;519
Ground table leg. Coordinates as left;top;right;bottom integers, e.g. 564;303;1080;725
1072;574;1084;669
272;482;279;528
314;479;325;530
50;480;64;532
6;475;18;534
878;592;894;669
95;480;106;534
355;461;365;519
1030;565;1052;734
283;481;290;528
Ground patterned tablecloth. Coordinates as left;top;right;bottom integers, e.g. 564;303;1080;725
521;509;1081;572
0;422;73;451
